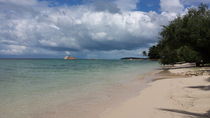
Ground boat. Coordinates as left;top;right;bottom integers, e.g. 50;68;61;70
64;56;77;60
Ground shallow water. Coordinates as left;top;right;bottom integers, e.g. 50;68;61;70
0;59;159;118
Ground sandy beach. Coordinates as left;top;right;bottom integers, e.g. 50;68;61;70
101;65;210;118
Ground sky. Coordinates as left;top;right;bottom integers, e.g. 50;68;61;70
0;0;210;59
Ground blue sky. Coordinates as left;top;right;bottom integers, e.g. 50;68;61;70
39;0;161;12
0;0;209;59
137;0;160;12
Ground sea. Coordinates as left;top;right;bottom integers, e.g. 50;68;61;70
0;59;159;118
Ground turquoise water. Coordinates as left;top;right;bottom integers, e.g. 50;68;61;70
0;59;159;118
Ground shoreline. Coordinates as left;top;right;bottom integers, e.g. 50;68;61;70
100;65;210;118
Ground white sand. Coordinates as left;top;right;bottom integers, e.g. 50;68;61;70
100;68;210;118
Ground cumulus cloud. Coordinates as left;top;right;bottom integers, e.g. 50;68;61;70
91;0;120;13
114;0;139;11
0;0;185;58
0;45;27;55
160;0;184;13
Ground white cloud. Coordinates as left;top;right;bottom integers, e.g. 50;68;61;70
91;32;107;40
115;0;139;11
0;0;188;58
65;51;71;55
0;45;27;55
160;0;184;13
39;40;58;47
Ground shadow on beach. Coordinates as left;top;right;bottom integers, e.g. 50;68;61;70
161;66;196;70
186;77;210;91
206;77;210;82
158;108;210;118
153;70;186;81
187;85;210;91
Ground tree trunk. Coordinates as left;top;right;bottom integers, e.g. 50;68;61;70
196;62;200;67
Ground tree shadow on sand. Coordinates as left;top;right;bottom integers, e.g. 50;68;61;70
187;85;210;91
158;108;210;118
206;77;210;82
186;77;210;91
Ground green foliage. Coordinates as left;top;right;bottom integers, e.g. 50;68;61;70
148;4;210;65
176;46;201;62
142;51;147;56
148;45;160;59
159;46;178;65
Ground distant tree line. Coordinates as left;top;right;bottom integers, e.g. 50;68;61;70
147;4;210;66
